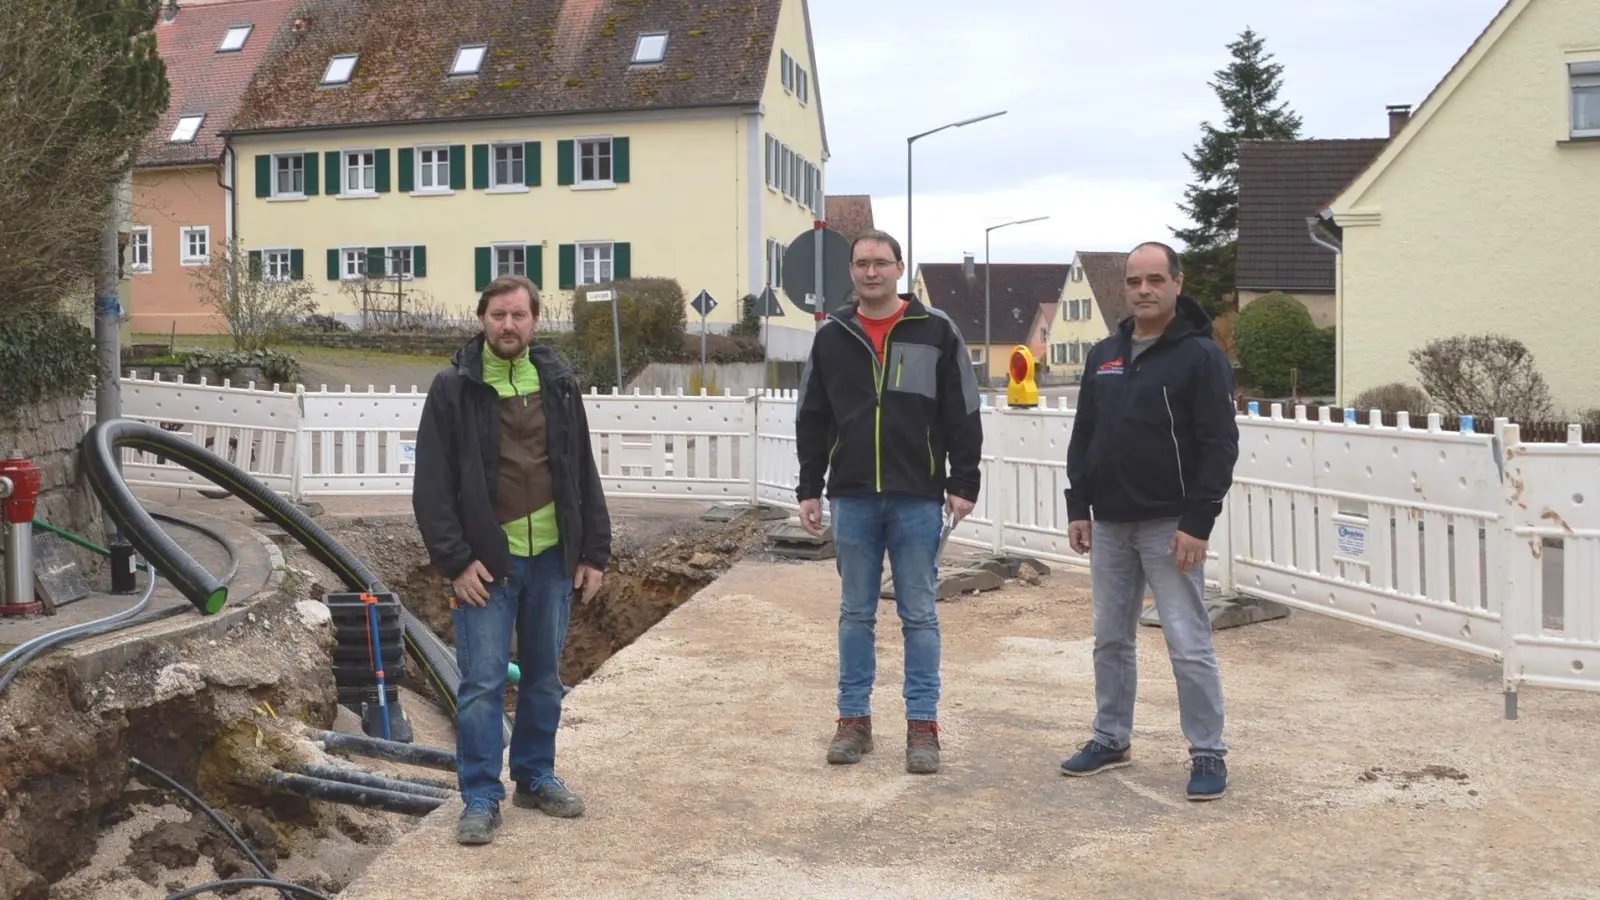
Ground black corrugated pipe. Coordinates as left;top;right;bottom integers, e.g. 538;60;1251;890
259;770;443;816
285;763;453;799
306;728;457;771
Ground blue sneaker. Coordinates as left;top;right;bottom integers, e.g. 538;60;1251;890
456;797;501;844
1060;739;1132;776
1187;755;1227;800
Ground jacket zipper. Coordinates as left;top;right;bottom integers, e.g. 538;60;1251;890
1162;385;1186;498
926;427;934;477
833;308;928;493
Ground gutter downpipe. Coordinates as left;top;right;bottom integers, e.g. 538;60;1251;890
1307;211;1344;405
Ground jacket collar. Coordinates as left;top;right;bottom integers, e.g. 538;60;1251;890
1113;294;1213;347
832;292;927;326
452;332;573;387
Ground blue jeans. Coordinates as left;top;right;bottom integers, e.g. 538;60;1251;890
452;547;573;804
831;494;944;721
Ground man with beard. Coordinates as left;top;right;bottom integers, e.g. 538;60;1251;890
413;274;611;844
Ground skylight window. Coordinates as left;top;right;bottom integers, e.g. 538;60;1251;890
218;25;252;52
632;32;667;65
322;54;358;85
169;114;204;143
451;44;487;76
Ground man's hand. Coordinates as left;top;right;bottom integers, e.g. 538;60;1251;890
573;563;604;604
1068;520;1092;556
1171;530;1207;574
451;560;494;607
945;494;974;525
798;498;823;536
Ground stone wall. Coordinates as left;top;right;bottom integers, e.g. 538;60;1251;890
0;395;102;551
285;330;473;356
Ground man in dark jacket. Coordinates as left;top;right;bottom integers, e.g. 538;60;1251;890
412;274;611;845
1058;241;1238;801
795;229;983;775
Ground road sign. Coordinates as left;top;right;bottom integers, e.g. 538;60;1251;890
690;289;717;317
781;227;853;316
755;285;785;316
586;289;614;303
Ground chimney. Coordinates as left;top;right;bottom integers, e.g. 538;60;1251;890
962;252;975;280
163;0;177;21
1386;104;1412;138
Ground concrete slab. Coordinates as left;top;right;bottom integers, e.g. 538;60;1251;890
336;558;1600;900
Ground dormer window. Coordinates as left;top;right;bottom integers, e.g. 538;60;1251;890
451;44;486;76
632;32;667;65
322;54;357;85
218;25;252;52
170;114;204;143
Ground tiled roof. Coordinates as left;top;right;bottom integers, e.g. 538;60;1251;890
138;0;306;167
1075;251;1129;331
1236;138;1388;292
825;195;874;242
919;263;1069;346
228;0;784;133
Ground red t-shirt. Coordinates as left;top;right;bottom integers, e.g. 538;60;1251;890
857;299;907;362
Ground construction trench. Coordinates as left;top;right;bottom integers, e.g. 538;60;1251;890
0;422;774;900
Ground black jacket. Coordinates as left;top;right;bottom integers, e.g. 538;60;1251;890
1065;295;1239;540
796;295;983;504
412;334;611;582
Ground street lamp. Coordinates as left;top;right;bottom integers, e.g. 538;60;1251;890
906;110;1006;291
985;215;1050;383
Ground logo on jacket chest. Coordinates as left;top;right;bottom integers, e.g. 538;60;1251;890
1097;358;1126;376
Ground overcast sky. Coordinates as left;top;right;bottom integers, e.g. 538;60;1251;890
806;0;1507;287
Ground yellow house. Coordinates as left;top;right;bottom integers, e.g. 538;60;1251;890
1323;0;1600;413
1048;251;1127;381
223;0;828;361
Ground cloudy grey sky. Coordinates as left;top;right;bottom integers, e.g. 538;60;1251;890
806;0;1507;286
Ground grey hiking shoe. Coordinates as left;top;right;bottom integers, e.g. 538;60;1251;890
514;777;586;818
905;719;940;774
827;716;874;764
456;798;501;845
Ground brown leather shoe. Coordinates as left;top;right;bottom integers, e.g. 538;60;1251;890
827;716;873;764
906;719;940;774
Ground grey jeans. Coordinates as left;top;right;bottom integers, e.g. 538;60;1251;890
1089;517;1226;758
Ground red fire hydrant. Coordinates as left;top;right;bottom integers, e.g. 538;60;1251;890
0;450;43;617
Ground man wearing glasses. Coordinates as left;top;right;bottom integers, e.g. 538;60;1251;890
794;228;984;775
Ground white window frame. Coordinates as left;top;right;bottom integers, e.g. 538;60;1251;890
576;137;614;186
451;44;486;76
969;347;984;365
577;242;614;286
262;248;292;283
766;238;785;288
781;51;793;92
492;243;526;278
764;134;779;191
170;114;204;143
179;226;210;266
272;153;305;198
128;226;151;273
322;54;357;86
1571;62;1600;138
342;149;376;194
341;247;367;281
416;145;450;192
632;32;667;65
779;145;792;198
796;66;809;105
218;24;252;52
386;246;414;280
491;142;525;189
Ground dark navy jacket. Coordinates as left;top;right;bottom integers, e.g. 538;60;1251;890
1065;295;1239;540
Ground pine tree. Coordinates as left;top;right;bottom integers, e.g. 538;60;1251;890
1172;27;1302;315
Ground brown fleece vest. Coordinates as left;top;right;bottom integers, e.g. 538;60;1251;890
493;389;555;525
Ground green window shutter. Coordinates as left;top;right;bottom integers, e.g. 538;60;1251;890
289;248;305;280
524;141;541;186
398;148;414;192
248;250;263;281
526;245;543;289
557;140;574;185
255;155;271;197
558;243;576;289
303;153;319;196
375;148;392;193
474;247;492;292
612;137;630;183
366;246;386;277
449;144;466;190
471;143;489;190
324;151;341;195
613;242;631;280
326;248;340;280
413;245;427;278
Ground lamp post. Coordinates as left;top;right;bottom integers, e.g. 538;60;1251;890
906;110;1006;291
984;215;1050;383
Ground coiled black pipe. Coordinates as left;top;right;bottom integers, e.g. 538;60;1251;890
260;770;443;816
77;418;511;739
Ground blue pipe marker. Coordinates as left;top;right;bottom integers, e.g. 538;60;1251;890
362;593;392;740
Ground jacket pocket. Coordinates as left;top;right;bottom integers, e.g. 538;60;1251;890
885;341;940;399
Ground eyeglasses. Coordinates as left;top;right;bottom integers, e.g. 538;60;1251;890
851;259;899;271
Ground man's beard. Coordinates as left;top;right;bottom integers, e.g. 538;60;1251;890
489;333;528;358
